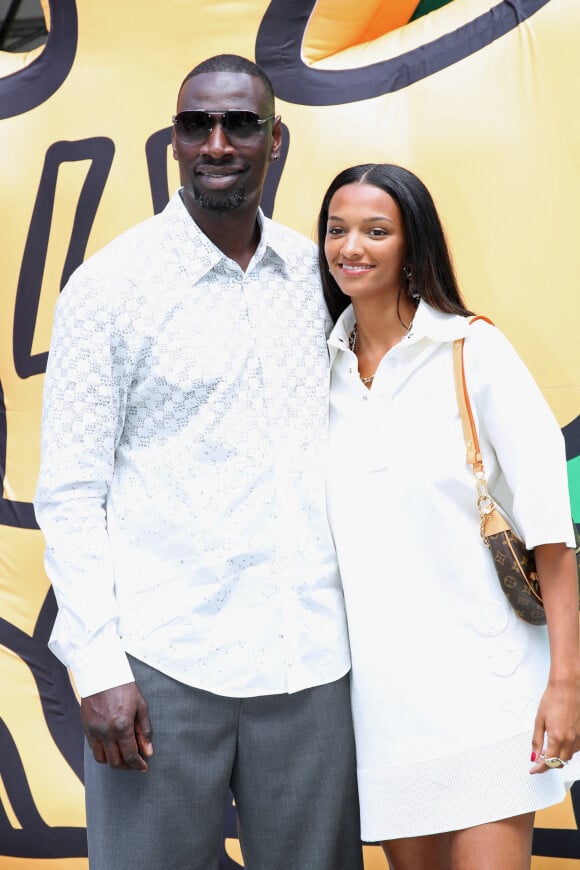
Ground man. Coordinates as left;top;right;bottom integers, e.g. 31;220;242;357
35;54;363;870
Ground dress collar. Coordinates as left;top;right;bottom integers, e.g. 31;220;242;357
327;300;473;364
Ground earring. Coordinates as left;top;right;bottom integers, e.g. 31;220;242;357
403;265;420;302
272;154;280;162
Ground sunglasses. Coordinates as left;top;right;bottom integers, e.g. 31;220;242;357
172;110;275;144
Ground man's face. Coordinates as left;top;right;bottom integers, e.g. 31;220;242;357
172;71;281;216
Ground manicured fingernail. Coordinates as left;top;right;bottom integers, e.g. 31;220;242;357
531;751;537;762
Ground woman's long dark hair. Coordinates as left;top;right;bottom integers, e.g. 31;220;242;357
317;163;473;323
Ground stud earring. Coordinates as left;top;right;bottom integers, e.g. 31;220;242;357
272;154;280;162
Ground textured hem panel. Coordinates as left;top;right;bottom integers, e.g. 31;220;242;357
359;730;580;841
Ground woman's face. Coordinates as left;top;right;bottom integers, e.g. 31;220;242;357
324;182;406;304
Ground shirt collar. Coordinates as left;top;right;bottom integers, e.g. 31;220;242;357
257;212;299;271
163;191;290;282
327;305;356;365
327;299;473;365
409;299;473;342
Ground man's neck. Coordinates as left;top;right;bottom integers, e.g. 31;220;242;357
182;194;262;272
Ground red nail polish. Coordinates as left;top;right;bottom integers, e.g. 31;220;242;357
531;751;537;762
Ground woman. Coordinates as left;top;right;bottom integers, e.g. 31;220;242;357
318;163;580;869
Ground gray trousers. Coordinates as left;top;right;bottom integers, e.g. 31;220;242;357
85;656;363;870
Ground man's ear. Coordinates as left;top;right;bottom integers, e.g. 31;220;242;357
270;115;283;161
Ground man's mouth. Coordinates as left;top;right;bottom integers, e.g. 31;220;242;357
194;164;245;189
196;162;244;177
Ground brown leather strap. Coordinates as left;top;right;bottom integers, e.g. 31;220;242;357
452;338;482;472
452;317;510;539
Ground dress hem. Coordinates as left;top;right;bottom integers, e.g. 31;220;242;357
358;730;580;841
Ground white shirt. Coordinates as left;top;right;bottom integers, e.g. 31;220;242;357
34;192;350;699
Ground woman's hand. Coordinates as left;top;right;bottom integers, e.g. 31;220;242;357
530;543;580;774
531;675;580;773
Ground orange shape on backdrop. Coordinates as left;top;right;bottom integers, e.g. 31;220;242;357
303;0;419;61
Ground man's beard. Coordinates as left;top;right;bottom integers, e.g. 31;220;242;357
192;185;247;213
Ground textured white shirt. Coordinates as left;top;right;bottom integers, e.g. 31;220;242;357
35;192;350;699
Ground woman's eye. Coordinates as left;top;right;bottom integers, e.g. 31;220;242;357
327;226;344;236
368;228;388;237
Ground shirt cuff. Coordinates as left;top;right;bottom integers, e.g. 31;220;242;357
48;631;135;698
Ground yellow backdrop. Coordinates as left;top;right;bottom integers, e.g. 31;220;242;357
1;0;579;867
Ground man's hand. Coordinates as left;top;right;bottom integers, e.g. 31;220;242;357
80;682;153;771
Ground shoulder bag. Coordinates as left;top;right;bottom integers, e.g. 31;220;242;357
452;318;546;625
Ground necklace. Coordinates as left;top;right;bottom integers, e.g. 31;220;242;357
348;319;414;385
348;325;377;384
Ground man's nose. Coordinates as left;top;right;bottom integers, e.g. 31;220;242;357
200;120;235;156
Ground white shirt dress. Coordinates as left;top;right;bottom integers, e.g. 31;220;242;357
327;301;579;841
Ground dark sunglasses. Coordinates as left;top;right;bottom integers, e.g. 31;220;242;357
172;110;275;143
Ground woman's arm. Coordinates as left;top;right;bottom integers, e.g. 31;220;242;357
530;542;580;773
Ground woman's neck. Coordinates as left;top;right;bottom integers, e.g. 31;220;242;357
351;293;417;356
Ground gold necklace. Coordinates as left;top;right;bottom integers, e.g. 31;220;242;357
348;325;377;384
348;320;414;385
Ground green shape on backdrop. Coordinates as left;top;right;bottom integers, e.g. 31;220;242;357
412;0;456;20
568;455;580;522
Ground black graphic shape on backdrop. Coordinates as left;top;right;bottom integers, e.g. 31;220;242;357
0;379;37;529
13;137;115;381
0;0;78;119
256;0;551;105
219;793;244;869
563;415;580;463
145;124;289;218
532;781;580;857
0;586;85;859
261;123;289;219
0;588;83;784
145;127;173;214
0;717;86;858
